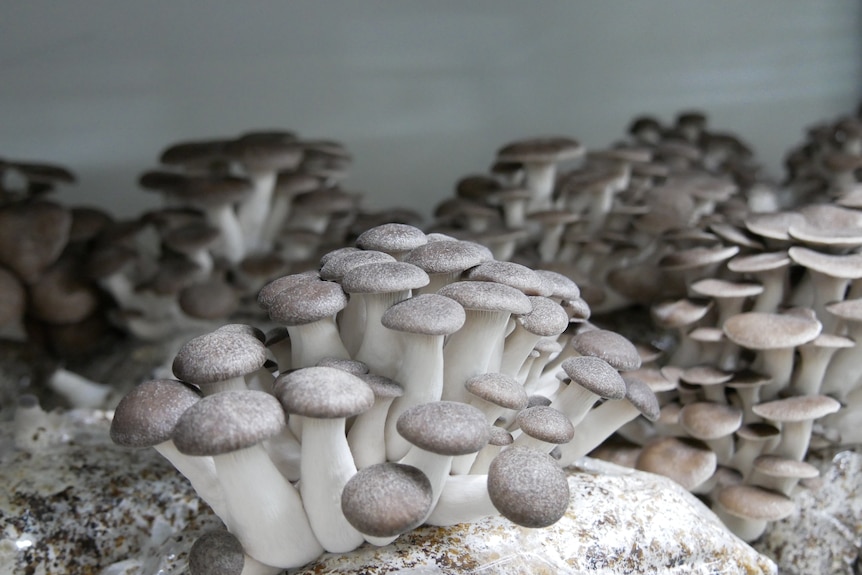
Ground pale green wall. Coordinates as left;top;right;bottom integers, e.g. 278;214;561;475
2;1;860;219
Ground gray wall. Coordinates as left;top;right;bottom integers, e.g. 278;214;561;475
2;1;861;220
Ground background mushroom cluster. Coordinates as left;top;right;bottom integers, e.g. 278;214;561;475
425;103;862;541
109;221;663;572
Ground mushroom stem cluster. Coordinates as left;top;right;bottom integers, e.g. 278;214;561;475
110;222;657;570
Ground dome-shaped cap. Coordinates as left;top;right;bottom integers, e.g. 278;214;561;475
396;401;490;456
487;446;570;528
275;366;375;418
110;378;200;447
173;330;267;385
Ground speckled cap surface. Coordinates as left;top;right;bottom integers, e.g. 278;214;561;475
487;446;570;528
172;330;267;385
110;378;201;448
561;356;627;399
437;281;532;315
340;261;430;294
265;278;348;325
381;293;466;335
396;401;490;456
173;390;286;456
275;366;375;418
569;329;642;372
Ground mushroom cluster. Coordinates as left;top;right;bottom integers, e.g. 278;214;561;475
0;157;118;355
110;221;659;572
428;105;862;542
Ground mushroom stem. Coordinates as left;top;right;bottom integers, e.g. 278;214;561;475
442;310;511;403
425;474;496;526
154;440;230;523
555;399;643;467
237;170;277;252
298;416;366;553
213;444;323;568
286;318;350;369
47;368;113;408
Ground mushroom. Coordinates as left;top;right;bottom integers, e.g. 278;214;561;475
486;446;570;528
635;436;717;492
109;379;227;521
749;454;819;496
495;136;585;212
712;484;795;542
396;401;490;515
355;223;428;261
404;239;489;295
340;462;433;546
437;280;532;403
380;293;466;461
173;390;322;567
511;405;575;454
264;276;350;368
499;296;569;380
678;401;743;465
554;356;627;428
346;374;403;468
751;394;840;461
275;366;374;553
339;261;428;372
172;329;267;395
188;530;280;575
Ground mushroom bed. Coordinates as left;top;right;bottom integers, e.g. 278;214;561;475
2;103;862;573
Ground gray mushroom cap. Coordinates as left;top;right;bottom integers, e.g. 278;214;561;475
464;261;553;296
405;240;488;275
561;356;627;399
519;296;570;336
534;269;581;300
173;331;267;386
275;366;375;419
487;446;570;528
569;329;642;372
635;436;717;491
110;378;201;447
396;401;490;456
715;484;795;522
381;293;466;336
257;271;320;309
516;406;575;445
188;530;244;575
265;278;348;325
622;374;661;422
340;462;433;538
340;261;430;294
496;136;584;164
355;223;428;254
723;311;822;350
751;394;841;422
465;372;529;410
173;390;286;456
318;250;395;281
437;281;532;315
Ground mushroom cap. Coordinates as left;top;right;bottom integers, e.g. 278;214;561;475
266;278;348;325
275;366;375;419
316;357;370;375
257;271;320;309
690;278;764;300
788;246;862;279
355;223;428;254
318;249;396;282
726;250;791;274
464;261;553;297
715;484;796;521
173;330;267;385
340;261;430;294
223;135;303;172
621;374;661;422
825;297;862;323
751;394;841;423
173;390;286;456
110;378;201;447
381;293;466;336
464;372;529;411
679;365;734;387
723;312;822;350
496;136;585;164
658;245;740;272
405;240;488;275
396;401;490;456
340;462;433;538
358;373;404;400
178;280;239;320
752;455;820;480
561;356;627;399
635;437;717;491
516;406;575;445
437;280;532;315
487;446;570;528
188;530;245;575
518;297;570;337
568;329;642;372
735;422;780;442
488;425;515;447
651;298;713;329
678;402;743;440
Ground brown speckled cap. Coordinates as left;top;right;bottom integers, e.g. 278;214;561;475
275;366;374;419
561;356;627;400
518;296;570;336
404;240;487;275
464;261;552;297
487;446;570;528
340;261;430;294
188;530;244;575
173;390;286;456
465;372;528;410
355;223;428;255
569;329;642;372
110;378;201;447
381;293;466;336
172;330;267;385
341;462;433;537
396;401;490;456
516;406;575;445
437;280;532;315
723;311;821;350
266;278;348;325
